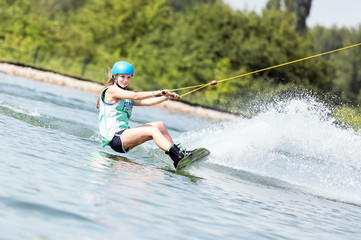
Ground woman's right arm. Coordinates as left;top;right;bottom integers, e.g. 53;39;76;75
107;85;164;100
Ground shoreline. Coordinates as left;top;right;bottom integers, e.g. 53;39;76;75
0;62;240;121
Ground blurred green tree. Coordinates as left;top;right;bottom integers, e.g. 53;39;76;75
266;0;312;32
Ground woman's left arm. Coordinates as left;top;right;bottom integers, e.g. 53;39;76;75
134;92;179;106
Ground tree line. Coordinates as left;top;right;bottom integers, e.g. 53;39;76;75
1;0;360;116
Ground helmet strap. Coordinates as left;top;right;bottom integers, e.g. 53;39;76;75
115;81;127;90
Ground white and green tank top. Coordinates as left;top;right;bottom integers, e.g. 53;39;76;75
98;87;133;147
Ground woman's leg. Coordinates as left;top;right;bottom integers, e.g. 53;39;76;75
121;121;174;151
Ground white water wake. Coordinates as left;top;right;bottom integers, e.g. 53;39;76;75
182;94;361;204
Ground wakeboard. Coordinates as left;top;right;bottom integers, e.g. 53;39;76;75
176;148;210;171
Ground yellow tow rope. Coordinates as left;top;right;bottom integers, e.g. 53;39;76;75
165;42;361;99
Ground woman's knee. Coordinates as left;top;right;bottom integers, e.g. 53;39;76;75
153;121;166;131
150;125;162;136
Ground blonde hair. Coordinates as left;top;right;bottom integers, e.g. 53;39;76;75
96;68;115;109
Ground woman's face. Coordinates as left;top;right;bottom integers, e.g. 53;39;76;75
116;74;132;88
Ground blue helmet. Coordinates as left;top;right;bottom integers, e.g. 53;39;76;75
111;61;134;76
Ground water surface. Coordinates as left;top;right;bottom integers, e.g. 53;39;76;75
1;72;361;239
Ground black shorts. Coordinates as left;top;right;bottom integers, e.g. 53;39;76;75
109;130;129;153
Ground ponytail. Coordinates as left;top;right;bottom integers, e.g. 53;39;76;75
96;68;115;109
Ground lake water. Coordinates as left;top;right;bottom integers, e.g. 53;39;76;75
1;71;361;240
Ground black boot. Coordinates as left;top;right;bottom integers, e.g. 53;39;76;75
166;144;184;168
177;144;197;158
166;144;195;169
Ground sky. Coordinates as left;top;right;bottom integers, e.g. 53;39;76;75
223;0;361;28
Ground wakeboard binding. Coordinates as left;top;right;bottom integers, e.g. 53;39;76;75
166;144;197;169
